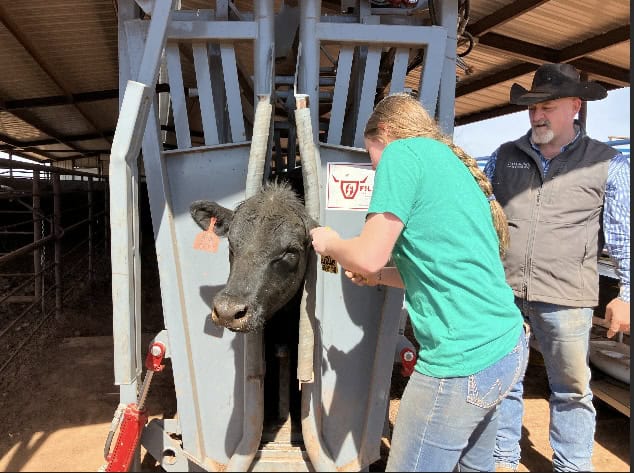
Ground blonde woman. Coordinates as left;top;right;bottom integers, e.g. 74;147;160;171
310;94;527;472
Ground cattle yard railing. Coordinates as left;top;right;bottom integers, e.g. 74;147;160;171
0;157;109;376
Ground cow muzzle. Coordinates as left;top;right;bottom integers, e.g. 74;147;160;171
210;308;251;332
211;295;255;332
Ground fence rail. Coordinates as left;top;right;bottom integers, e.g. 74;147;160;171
0;158;109;376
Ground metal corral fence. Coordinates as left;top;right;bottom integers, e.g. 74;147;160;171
0;157;109;375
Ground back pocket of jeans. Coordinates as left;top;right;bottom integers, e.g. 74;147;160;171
466;344;522;409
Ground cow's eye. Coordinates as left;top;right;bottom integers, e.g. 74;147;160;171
274;249;299;267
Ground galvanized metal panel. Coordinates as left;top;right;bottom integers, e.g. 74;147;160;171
389;47;411;94
166;42;192;148
161;143;251;464
416;28;448;117
142;137;253;465
354;47;381;148
316;143;405;469
192;42;220;145
327;46;354;145
220;44;247;143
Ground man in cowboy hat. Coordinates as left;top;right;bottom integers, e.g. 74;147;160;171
483;63;630;471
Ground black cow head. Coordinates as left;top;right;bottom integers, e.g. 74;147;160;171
190;182;318;333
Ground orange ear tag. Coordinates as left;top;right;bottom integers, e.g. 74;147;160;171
193;216;220;253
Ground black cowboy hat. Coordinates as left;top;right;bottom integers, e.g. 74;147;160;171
510;63;607;106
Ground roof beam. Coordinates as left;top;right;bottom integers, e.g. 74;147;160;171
0;125;116;164
456;63;538;97
0;105;99;157
476;33;630;87
477;33;558;63
1;83;175;111
467;0;551;37
6;130;116;147
2;89;119;111
456;104;526;127
0;145;110;155
567;58;630;86
0;131;62;162
0;156;105;176
477;26;630;65
0;5;111;146
559;25;630;62
0;150;53;164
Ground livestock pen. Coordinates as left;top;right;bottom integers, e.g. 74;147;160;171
0;157;109;377
0;1;629;472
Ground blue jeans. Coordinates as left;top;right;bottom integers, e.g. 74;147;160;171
494;299;595;472
387;330;528;472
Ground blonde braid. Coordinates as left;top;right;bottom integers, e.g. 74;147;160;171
365;93;510;257
445;141;509;256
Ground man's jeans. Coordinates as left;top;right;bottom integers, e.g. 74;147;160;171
494;299;596;472
387;330;528;472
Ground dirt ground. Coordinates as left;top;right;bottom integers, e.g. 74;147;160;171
0;278;630;472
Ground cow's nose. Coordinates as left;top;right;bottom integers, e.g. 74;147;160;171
213;296;249;322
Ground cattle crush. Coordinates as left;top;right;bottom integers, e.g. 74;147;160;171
105;1;459;471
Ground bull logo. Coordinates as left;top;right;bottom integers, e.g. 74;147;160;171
332;175;368;200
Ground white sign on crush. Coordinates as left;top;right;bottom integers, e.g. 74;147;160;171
326;162;375;211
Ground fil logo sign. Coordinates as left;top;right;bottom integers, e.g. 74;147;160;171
332;175;369;200
326;163;375;211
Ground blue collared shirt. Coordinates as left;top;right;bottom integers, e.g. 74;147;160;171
484;132;630;302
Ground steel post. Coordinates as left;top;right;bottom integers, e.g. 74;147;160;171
53;173;62;322
32;170;42;312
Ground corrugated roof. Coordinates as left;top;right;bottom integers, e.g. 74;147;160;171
0;0;629;170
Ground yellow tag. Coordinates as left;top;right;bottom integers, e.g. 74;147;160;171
320;255;338;274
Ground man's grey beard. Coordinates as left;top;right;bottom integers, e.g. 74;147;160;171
531;126;555;144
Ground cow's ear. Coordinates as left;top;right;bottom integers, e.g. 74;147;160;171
304;216;320;233
189;200;233;237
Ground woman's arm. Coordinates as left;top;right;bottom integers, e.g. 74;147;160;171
310;212;404;275
345;266;404;289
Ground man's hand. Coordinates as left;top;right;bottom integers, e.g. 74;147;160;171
604;297;630;338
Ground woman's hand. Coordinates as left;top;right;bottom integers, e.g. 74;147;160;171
345;269;381;287
310;226;340;256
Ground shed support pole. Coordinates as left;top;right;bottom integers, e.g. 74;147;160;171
88;177;94;286
298;0;321;141
32;170;42;311
53;174;62;322
435;0;458;135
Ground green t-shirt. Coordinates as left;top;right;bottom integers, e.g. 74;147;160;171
368;137;522;378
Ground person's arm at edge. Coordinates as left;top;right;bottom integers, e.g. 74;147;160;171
602;153;630;337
